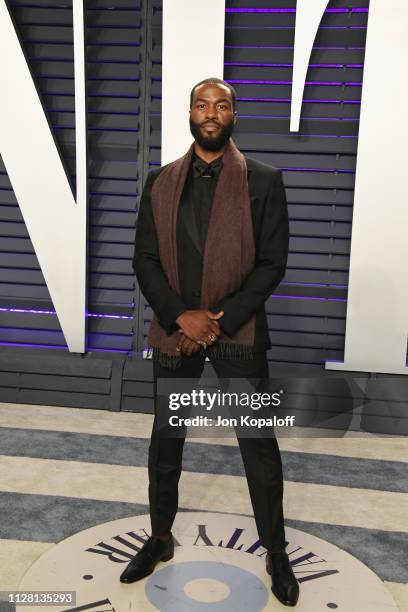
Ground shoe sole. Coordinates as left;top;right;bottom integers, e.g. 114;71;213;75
120;551;174;584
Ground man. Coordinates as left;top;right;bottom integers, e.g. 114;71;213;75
120;77;299;606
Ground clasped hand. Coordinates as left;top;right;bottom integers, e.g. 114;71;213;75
175;309;224;356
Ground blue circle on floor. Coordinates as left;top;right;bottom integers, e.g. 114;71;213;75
145;560;269;611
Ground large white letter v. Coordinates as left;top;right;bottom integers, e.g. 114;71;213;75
0;1;87;352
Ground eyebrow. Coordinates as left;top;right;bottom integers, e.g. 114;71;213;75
194;97;231;104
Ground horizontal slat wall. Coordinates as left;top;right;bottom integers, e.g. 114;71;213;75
0;0;145;353
142;0;369;368
0;1;379;412
0;346;125;410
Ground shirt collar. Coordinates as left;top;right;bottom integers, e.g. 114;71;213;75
192;153;223;179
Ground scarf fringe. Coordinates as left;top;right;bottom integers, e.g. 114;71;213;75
207;342;254;361
150;343;254;370
151;346;182;369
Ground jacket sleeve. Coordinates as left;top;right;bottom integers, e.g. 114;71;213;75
132;170;187;334
212;169;289;337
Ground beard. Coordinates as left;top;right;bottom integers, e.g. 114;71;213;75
189;117;235;152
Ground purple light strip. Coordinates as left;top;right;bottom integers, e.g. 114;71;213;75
91;313;133;320
0;307;133;320
237;97;361;104
0;341;68;350
0;307;55;315
227;79;362;86
225;62;364;68
238;116;359;123
226;26;366;30
271;294;347;302
249;130;356;138
281;167;355;173
225;8;368;13
225;45;365;50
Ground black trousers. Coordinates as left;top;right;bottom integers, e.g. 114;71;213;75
148;352;286;553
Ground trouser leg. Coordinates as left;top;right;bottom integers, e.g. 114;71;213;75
210;352;286;552
148;354;205;536
235;435;286;551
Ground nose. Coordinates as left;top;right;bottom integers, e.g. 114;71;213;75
205;106;217;119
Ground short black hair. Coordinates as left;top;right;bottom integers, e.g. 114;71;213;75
190;77;237;111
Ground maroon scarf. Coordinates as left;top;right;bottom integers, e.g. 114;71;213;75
148;139;256;368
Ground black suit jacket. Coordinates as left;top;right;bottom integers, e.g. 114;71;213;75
133;154;289;351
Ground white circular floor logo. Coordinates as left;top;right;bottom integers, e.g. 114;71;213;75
17;512;397;611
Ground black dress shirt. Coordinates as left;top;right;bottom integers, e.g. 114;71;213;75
189;153;223;251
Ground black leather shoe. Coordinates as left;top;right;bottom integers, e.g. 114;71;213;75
266;550;299;606
120;536;174;583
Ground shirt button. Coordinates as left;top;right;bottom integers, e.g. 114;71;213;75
194;291;201;297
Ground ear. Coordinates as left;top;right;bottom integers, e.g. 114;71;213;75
233;110;238;124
